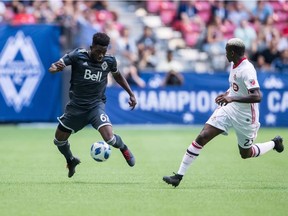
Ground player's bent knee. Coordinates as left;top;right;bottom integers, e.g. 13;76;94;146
240;153;251;159
239;148;253;159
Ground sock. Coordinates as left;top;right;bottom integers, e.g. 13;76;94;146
251;141;274;157
106;134;125;150
177;141;202;176
54;139;73;162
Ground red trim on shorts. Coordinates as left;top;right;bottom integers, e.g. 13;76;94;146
233;57;246;69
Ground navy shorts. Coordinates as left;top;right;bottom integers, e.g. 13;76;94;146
57;103;112;133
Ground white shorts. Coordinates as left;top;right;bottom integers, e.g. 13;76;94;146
206;106;260;149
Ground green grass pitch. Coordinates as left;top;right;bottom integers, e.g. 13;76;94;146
0;125;287;216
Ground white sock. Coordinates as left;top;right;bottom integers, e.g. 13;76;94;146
177;141;202;176
251;141;274;157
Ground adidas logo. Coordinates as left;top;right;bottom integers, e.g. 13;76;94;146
83;62;88;66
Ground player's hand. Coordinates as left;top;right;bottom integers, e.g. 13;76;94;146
215;95;232;106
49;61;65;73
129;94;137;110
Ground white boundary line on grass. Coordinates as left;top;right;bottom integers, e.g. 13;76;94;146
16;123;203;130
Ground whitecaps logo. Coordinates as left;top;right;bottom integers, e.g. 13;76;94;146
263;75;284;89
0;31;44;112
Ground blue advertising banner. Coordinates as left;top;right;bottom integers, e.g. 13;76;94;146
106;73;288;127
0;25;62;122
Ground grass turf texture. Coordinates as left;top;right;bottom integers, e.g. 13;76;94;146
0;125;287;216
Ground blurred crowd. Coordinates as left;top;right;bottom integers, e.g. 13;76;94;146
140;0;288;74
0;0;116;50
0;0;287;88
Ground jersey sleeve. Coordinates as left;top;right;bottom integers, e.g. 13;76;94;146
60;49;78;66
243;65;260;90
110;56;118;73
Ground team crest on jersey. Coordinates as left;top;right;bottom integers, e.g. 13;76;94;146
232;83;239;91
249;79;256;86
101;61;108;70
0;31;44;112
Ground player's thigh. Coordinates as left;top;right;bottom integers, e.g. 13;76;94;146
58;112;88;134
90;104;112;131
98;125;114;141
206;107;232;136
235;122;260;149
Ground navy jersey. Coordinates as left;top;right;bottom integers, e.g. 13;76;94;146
61;48;118;109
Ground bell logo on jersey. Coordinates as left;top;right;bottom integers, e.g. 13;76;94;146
84;69;102;82
0;31;44;112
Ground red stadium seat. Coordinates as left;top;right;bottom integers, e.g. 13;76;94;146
195;1;211;11
160;1;177;11
274;12;288;22
95;10;113;23
146;0;161;14
222;21;236;39
180;21;202;34
269;1;283;11
283;26;288;37
160;9;176;25
198;11;212;23
184;32;199;47
274;21;287;32
12;14;36;25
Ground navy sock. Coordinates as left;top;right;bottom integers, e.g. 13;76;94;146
107;134;125;149
54;139;73;162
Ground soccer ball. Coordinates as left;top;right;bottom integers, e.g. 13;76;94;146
90;141;111;162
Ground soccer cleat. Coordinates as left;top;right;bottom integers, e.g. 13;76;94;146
120;146;135;167
163;172;183;187
272;136;284;153
66;157;81;178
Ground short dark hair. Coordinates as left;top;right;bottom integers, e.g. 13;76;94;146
92;32;110;46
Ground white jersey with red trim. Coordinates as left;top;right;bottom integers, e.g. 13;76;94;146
222;58;260;124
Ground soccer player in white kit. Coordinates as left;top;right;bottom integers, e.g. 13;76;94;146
163;38;284;187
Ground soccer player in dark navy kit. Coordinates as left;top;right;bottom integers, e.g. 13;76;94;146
49;32;137;178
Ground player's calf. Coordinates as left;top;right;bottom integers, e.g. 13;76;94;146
54;138;74;162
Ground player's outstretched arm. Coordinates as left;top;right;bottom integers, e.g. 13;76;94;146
112;71;137;110
49;61;66;73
